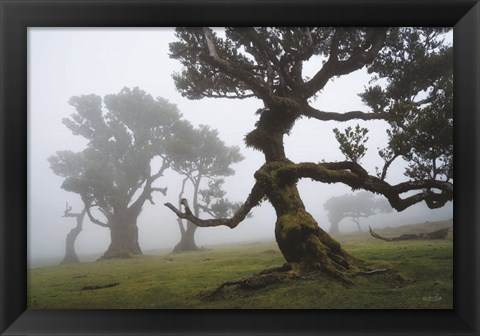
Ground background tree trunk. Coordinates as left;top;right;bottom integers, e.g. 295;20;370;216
101;210;142;259
173;176;201;253
61;221;82;264
353;217;362;232
61;207;86;264
173;222;199;252
329;220;340;235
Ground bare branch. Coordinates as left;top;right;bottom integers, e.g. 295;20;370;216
152;187;168;196
200;27;272;101
86;206;109;228
302;104;387;122
302;28;388;98
147;187;168;205
164;182;265;229
63;202;81;218
151;161;169;181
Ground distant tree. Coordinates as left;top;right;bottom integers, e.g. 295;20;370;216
323;192;392;234
168;124;244;252
49;88;181;259
165;27;453;285
60;202;87;264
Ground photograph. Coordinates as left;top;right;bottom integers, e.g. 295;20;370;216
27;27;454;309
1;1;479;334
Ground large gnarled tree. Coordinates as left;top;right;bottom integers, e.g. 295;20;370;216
50;88;181;258
165;27;453;283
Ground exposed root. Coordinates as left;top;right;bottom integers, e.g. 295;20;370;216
257;263;293;275
202;261;358;300
203;272;296;300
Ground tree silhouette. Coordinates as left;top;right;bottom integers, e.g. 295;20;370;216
49;87;181;258
164;27;453;283
168;123;244;252
323;192;392;234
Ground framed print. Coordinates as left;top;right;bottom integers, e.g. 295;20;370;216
1;0;479;335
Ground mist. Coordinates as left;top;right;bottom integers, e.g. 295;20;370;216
27;28;453;265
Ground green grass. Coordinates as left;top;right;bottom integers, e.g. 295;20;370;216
28;220;453;309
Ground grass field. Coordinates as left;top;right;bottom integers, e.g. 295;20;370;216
28;220;453;309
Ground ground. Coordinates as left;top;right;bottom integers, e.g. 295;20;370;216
28;220;453;309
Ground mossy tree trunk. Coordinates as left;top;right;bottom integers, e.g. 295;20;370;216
255;161;356;280
247;106;357;280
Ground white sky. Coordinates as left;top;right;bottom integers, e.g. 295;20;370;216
27;28;453;262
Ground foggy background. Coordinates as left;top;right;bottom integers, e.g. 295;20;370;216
28;28;453;265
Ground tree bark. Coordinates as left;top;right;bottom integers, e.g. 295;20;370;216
101;210;142;259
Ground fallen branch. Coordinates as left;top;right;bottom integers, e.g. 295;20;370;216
81;283;120;291
369;226;449;241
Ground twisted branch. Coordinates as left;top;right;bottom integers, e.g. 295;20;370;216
302;104;388;122
164;182;265;229
280;161;453;211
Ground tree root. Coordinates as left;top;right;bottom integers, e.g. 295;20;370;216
202;261;363;300
203;272;294;299
201;264;395;300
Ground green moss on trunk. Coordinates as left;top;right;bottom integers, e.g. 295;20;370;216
255;161;357;281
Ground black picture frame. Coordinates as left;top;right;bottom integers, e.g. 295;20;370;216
1;0;479;335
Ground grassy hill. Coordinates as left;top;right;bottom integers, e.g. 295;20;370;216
28;220;453;309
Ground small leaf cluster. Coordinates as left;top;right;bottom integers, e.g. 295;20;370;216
198;179;247;219
333;125;369;163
